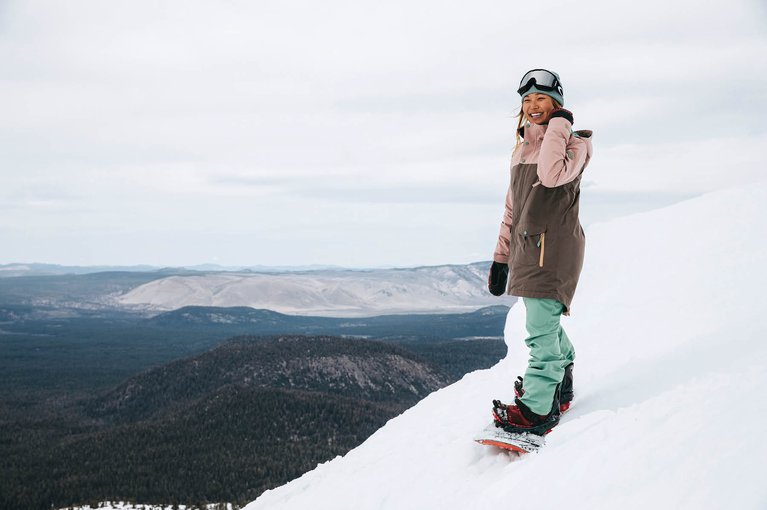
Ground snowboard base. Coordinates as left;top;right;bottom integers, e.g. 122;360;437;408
474;421;545;454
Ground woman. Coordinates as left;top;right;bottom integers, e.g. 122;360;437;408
487;69;593;434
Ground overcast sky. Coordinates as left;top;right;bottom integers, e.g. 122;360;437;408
1;0;766;268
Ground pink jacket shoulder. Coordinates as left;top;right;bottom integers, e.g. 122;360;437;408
536;118;593;187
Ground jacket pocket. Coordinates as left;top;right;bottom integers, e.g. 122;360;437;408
518;224;548;268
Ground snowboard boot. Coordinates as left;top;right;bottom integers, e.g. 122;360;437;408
514;363;574;413
491;394;560;436
560;363;574;412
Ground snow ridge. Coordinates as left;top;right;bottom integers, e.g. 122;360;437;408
244;182;767;510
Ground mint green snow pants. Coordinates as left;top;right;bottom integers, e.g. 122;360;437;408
518;297;576;416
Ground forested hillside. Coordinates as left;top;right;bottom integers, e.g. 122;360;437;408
1;335;506;509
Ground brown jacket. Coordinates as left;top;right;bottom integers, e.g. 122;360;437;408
493;117;593;314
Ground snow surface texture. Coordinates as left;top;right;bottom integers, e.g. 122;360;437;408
118;263;499;317
244;182;767;510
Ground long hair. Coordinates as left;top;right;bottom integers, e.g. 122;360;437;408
513;97;562;153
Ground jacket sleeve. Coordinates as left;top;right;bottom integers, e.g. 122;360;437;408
493;183;513;263
537;117;589;188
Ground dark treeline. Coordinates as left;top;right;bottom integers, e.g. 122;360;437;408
1;335;506;509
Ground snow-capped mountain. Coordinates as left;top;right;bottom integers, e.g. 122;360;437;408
118;263;501;317
243;182;767;509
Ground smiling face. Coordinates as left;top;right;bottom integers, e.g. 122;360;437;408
522;93;557;125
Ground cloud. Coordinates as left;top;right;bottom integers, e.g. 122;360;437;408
1;0;766;266
585;134;767;195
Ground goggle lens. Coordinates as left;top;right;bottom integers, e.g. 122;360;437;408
517;69;561;95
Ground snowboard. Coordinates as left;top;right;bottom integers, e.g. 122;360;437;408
474;421;546;454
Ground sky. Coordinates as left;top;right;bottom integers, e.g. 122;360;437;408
1;0;766;268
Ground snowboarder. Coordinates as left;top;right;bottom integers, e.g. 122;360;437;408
487;69;593;436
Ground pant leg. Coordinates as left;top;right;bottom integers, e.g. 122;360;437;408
558;325;576;366
518;297;569;416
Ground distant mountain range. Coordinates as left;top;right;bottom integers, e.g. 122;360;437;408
0;263;163;277
0;261;506;318
0;262;396;277
119;262;500;317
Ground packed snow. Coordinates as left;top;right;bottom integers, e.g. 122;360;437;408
244;182;767;510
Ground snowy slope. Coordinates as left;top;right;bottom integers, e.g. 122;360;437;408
118;263;499;317
244;182;767;510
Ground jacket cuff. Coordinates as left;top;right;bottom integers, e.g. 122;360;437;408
549;109;574;125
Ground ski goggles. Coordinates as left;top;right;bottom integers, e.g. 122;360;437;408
517;69;563;96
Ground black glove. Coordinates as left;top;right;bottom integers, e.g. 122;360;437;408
549;108;574;125
487;261;509;296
